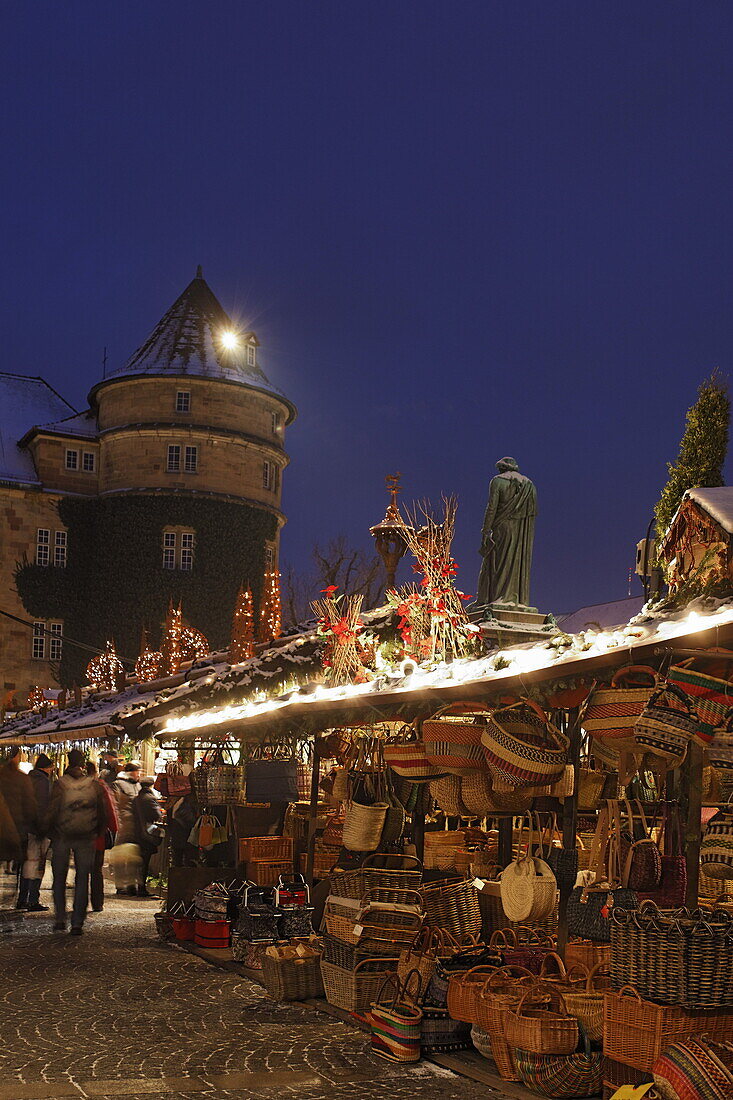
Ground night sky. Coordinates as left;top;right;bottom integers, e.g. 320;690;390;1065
3;4;733;616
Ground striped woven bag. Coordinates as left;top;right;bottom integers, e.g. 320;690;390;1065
700;808;733;880
582;665;657;751
634;684;698;766
653;1035;733;1100
422;703;490;776
383;727;444;782
667;660;733;745
481;699;569;789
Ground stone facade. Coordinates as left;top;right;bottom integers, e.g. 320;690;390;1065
0;271;295;703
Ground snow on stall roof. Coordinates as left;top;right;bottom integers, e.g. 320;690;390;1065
103;270;290;407
557;596;645;634
685;487;733;535
0;373;76;484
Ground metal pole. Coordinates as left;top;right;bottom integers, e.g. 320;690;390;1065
305;741;320;887
557;709;581;959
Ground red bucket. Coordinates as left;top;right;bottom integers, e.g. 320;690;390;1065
172;917;196;942
194;919;231;949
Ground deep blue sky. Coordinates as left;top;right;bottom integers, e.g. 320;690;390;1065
3;3;733;615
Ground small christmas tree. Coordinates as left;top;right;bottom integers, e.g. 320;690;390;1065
28;685;45;709
231;586;255;662
161;600;183;675
257;571;282;644
655;372;731;540
86;640;125;691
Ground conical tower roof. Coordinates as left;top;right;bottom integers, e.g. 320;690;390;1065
90;268;294;418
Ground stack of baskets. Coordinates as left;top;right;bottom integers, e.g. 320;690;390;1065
420;876;482;940
193;883;233;949
240;836;294;886
261;940;324;1001
321;854;423;1014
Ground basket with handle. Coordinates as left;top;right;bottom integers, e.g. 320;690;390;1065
421;877;482;939
329;852;422;902
383;723;444;782
667;658;733;746
565;939;611;973
701;799;733;880
635;803;687;909
500;813;557;923
634;682;698;766
481;699;569;789
397;926;459;987
261;948;324;1001
577;758;608;811
474;965;541;1081
505;984;579;1056
490;927;556;975
562;961;611;1042
422;702;491;776
429;774;471;817
321;956;397;1014
514;1027;604;1098
369;970;424;1064
582;665;658;751
446;965;498;1024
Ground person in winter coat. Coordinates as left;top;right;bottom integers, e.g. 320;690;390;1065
168;780;198;867
112;762;141;896
20;754;55;910
98;750;120;788
132;778;163;897
0;747;38;906
86;761;118;912
44;748;105;935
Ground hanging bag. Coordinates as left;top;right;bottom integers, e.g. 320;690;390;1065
535;812;578;893
500;814;557;923
616;799;662;892
422;703;491;775
246;740;299;803
634;683;698;766
481;700;569;789
166;760;193;798
582;665;657;751
383;723;444;782
206;746;246;805
566;807;638;942
710;709;733;773
369;971;424;1064
667;657;733;745
342;764;389;852
701;797;733;880
636;802;687;908
379;750;406;846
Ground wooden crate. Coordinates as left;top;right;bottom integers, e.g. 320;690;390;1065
245;859;293;886
239;836;293;863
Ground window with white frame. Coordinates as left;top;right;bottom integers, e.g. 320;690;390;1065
167;445;181;472
247;345;256;367
184;445;198;473
48;622;63;661
176;391;191;413
32;622;45;660
271;411;281;434
54;531;67;568
65;449;78;471
263;460;273;491
162;529;195;570
162;531;176;569
82;451;95;472
180;532;194;571
36;529;50;566
264;543;275;569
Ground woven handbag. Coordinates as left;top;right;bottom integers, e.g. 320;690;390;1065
430;774;470;817
634;684;698;767
653;1035;733;1100
422;703;490;775
535;812;579;892
369;972;424;1064
636;804;687;909
500;815;557;923
207;763;246;806
383;725;443;782
710;711;733;772
614;800;662;892
504;984;579;1056
165;761;193;797
701;805;733;880
460;770;496;815
343;798;389;852
583;665;657;750
481;700;569;789
246;746;299;803
668;659;733;745
577;760;607;811
567;808;638;942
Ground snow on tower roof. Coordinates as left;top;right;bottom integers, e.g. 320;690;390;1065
684;486;733;534
0;373;76;484
34;409;98;439
98;268;291;407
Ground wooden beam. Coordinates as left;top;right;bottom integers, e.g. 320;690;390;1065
683;739;704;908
304;743;321;887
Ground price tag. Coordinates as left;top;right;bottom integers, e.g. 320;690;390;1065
353;924;364;937
472;877;485;891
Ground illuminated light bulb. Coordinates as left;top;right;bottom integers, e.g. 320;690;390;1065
220;330;239;350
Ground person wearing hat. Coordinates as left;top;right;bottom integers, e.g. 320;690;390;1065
44;748;105;934
132;778;164;897
21;754;55;911
0;746;38;908
98;750;120;788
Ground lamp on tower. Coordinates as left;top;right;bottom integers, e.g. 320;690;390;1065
370;473;411;593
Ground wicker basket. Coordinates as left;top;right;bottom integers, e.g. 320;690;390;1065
561;962;610;1042
246;860;293;887
422;702;490;775
514;1042;604;1099
430;774;472;817
474;966;538;1081
490;927;557;975
446;965;497;1024
481;700;569;789
577;764;607;811
321;930;400;967
261;950;324;1001
565;939;611;973
583;666;657;751
328;853;422;901
504;985;579;1056
603;984;733;1073
421;878;482;939
470;1024;493;1060
239;836;293;863
342;799;389;852
324;897;424;950
321;957;396;1013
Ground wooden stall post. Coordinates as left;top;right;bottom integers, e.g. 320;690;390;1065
305;738;320;887
682;739;703;909
498;816;513;868
412;809;425;865
557;708;581;958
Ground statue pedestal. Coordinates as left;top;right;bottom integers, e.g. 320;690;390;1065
470;604;556;648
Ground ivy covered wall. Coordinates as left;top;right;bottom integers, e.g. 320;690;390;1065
15;494;277;685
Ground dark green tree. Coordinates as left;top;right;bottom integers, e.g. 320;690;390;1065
655;372;730;540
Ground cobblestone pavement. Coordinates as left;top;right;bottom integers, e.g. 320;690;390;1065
0;875;516;1100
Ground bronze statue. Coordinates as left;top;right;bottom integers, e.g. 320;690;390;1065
476;457;537;609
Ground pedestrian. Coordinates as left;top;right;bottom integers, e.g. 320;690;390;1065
0;747;38;908
132;778;164;897
98;750;120;788
86;761;119;912
112;761;141;895
44;748;105;935
169;778;198;868
22;753;55;911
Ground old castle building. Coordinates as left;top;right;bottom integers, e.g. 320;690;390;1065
0;269;296;701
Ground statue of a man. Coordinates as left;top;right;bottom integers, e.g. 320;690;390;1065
476;457;537;609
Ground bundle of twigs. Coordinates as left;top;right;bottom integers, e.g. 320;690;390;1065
312;591;370;684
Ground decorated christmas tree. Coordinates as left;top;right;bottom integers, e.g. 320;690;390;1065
231;586;255;662
257;570;282;644
655;372;730;540
86;639;126;691
135;628;162;682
